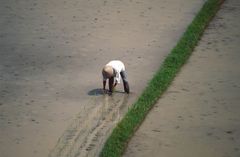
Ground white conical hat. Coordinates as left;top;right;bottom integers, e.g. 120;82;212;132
102;65;114;78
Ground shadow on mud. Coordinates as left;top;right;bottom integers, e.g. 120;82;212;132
88;88;125;96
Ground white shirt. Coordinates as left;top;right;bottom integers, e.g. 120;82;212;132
103;60;125;84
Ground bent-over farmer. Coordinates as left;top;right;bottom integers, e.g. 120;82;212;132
102;60;130;94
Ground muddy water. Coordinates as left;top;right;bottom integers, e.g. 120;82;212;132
0;0;205;157
49;93;130;157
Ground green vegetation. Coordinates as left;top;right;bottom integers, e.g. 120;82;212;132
100;0;224;157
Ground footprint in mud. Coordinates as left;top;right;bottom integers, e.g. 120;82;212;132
225;130;234;134
206;132;213;136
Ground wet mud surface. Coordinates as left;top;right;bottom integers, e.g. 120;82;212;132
0;0;204;157
49;93;131;157
124;0;240;157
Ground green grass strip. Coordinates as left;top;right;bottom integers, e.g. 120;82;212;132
100;0;224;156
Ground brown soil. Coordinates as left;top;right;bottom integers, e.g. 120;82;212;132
0;0;204;157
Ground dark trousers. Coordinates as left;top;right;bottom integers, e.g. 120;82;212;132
108;71;130;93
120;71;130;93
